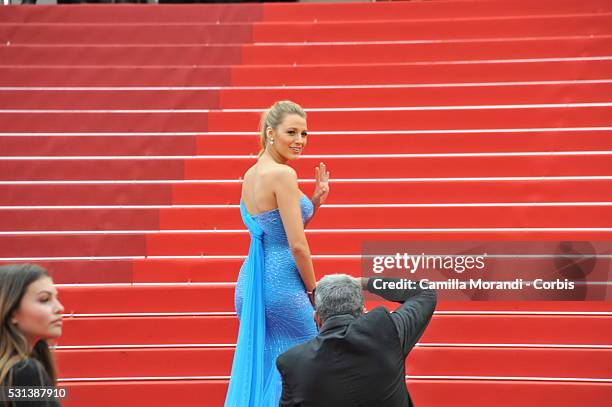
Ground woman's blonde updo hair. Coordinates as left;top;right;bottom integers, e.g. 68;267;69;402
258;100;307;157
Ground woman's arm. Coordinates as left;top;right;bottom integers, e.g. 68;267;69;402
274;166;316;292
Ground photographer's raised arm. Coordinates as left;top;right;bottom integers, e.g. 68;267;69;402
363;277;437;355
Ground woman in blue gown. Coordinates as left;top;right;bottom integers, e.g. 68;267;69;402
224;101;330;407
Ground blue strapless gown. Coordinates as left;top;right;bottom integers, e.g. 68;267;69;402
224;195;318;407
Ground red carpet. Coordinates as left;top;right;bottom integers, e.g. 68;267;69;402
1;0;611;405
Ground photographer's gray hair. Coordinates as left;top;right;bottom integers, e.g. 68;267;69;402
315;274;364;322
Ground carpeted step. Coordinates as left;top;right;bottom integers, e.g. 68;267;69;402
2;60;611;86
3;131;612;157
2;205;611;231
1;154;610;181
2;82;611;110
2;230;612;258
2;14;612;45
55;284;612;314
2;106;610;132
0;4;264;24
2;0;611;25
2;37;610;66
7;255;612;287
55;379;612;407
53;346;612;381
2;179;611;206
53;314;612;346
260;0;612;22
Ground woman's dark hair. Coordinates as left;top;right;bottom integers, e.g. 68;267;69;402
0;264;59;388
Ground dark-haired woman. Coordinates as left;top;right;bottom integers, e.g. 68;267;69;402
0;264;64;407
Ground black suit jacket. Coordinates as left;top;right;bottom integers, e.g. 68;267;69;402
276;278;437;407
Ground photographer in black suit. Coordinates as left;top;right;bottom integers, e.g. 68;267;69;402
276;275;437;407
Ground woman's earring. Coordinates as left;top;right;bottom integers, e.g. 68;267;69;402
269;139;274;145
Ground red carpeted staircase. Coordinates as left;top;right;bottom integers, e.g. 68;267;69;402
1;0;611;406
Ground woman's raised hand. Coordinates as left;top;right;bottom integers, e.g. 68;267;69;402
313;162;330;206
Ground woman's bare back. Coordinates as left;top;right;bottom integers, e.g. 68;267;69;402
242;163;282;217
242;162;305;217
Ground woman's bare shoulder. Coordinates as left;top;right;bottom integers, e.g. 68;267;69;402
241;165;260;189
248;162;296;181
268;163;297;180
242;164;256;180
